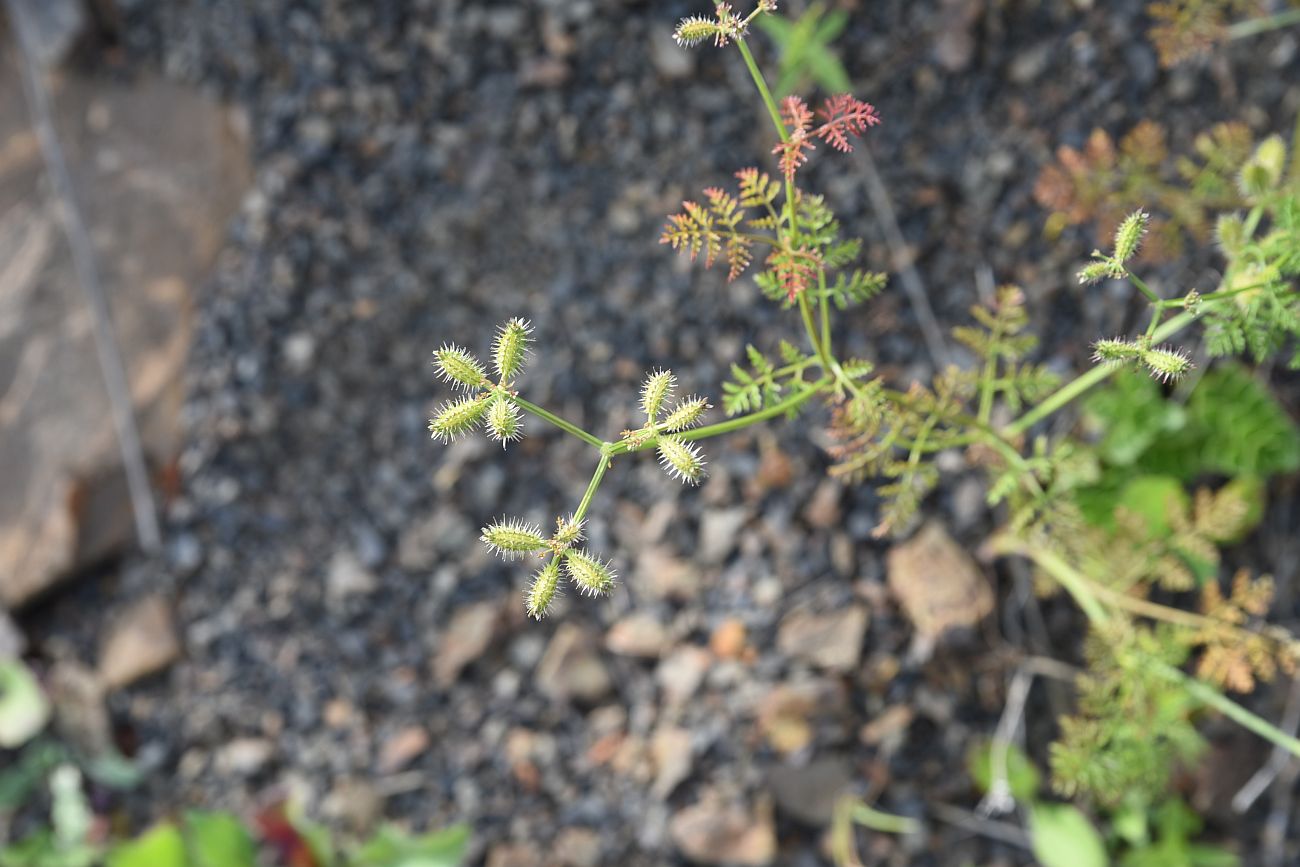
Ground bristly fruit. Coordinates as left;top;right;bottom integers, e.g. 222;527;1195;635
493;317;532;381
486;397;523;446
641;369;677;420
662;396;712;432
433;344;488;390
563;549;617;596
1092;338;1143;365
1113;210;1149;263
1141;345;1194;383
551;515;585;550
428;395;490;442
526;558;562;619
481;518;548;559
657;435;707;485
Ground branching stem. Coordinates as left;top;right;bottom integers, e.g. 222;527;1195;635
510;395;605;448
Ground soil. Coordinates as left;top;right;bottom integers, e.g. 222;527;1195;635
13;0;1300;865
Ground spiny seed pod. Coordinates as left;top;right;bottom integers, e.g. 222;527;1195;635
1241;135;1286;197
486;397;523;446
428;395;490;442
433;343;488;390
493;317;532;381
673;15;720;47
1215;214;1246;257
1091;338;1143;365
1112;210;1149;263
662;396;711;432
526;559;562;619
551;515;585;550
641;369;676;420
1141;346;1193;383
564;549;616;596
657;435;707;485
1077;257;1119;285
481;518;548;559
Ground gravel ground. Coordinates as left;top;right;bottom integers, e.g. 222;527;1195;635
21;0;1300;864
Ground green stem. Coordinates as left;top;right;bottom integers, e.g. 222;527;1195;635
510;395;605;449
1005;310;1199;436
1155;661;1300;760
1227;7;1300;40
1126;270;1162;305
610;377;832;456
990;535;1109;624
736;38;788;144
818;271;833;360
996;535;1300;760
571;452;610;523
799;292;835;371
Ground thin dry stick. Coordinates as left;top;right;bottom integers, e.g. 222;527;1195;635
853;145;949;367
7;0;161;553
930;802;1032;850
977;665;1034;817
1233;673;1300;813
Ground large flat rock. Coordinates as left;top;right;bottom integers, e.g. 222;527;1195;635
0;55;250;607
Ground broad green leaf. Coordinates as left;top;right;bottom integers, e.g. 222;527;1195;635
1029;804;1107;867
107;824;186;867
1114;475;1189;538
0;660;51;748
351;823;471;867
184;811;257;867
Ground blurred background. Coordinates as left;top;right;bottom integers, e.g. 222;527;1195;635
2;0;1299;864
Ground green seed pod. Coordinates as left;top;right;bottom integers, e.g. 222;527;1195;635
551;515;585;550
481;518;548;559
526;559;562;619
433;343;488;390
1090;338;1142;365
486;397;523;446
673;16;720;47
1141;346;1193;383
428;395;490;442
641;369;676;420
1215;214;1246;257
564;549;616;596
1112;210;1148;263
493;317;532;380
662;396;711;432
1077;257;1119;285
656;435;707;485
1240;135;1286;196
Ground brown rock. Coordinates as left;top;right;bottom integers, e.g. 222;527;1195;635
536;624;611;703
777;605;868;673
670;793;777;866
552;828;601;867
98;595;180;689
433;600;501;685
636;545;700;601
886;522;993;641
803;479;843;529
756;683;818;755
377;725;429;773
486;844;541;867
651;726;693;799
605;613;668;658
767;756;853;826
0;65;249;607
216;737;274;776
47;660;110;754
709;618;747;660
656;645;711;705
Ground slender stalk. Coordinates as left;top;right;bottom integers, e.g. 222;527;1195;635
994;535;1300;760
990;535;1109;625
572;453;610;523
1005;310;1199;436
1227;7;1300;40
1126;270;1162;305
736;39;788;144
1155;661;1300;760
510;395;605;449
818;271;833;360
610;377;832;456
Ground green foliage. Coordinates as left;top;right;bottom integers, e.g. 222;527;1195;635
1117;798;1239;867
754;2;852;97
1084;365;1300;480
967;740;1042;803
1029;802;1108;867
0;660;50;749
1050;625;1205;805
